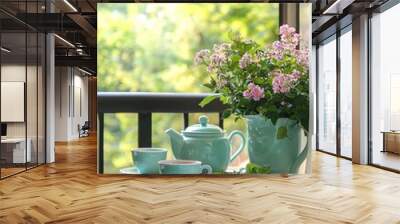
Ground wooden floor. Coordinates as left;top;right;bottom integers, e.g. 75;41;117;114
373;150;400;171
1;135;400;223
0;167;26;177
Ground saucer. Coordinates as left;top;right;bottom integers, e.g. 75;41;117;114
120;167;140;174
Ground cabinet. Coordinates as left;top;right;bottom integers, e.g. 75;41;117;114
382;132;400;154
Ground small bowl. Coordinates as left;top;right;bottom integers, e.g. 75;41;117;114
158;160;212;174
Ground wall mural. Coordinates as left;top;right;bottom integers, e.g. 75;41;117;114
98;3;311;175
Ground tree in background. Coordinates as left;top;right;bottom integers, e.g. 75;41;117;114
98;3;279;173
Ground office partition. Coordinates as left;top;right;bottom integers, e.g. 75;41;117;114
0;1;47;179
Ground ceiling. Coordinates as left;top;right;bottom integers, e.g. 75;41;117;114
0;0;396;74
311;0;392;43
1;0;98;74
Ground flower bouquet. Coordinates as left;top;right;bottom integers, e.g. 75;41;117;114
195;25;310;173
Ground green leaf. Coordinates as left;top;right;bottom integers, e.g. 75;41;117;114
276;126;288;139
270;115;278;125
246;163;271;174
203;83;214;89
231;55;241;63
222;109;232;118
199;95;217;108
220;95;229;104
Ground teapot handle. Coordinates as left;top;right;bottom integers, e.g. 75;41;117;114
228;130;246;162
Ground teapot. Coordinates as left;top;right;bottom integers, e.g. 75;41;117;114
165;115;245;173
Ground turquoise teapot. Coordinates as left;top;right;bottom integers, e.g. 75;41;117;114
165;115;245;173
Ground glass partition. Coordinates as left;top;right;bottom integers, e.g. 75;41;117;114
1;30;28;177
27;30;38;169
317;37;337;154
38;32;46;165
0;2;46;179
371;4;400;171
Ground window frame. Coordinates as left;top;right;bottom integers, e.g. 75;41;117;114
315;24;352;161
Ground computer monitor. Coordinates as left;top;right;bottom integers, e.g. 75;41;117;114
1;123;7;137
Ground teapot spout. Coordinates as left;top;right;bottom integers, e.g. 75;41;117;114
165;128;184;158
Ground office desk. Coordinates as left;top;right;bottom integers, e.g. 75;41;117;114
1;138;31;163
382;131;400;154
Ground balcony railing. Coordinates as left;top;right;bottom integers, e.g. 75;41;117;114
97;92;226;174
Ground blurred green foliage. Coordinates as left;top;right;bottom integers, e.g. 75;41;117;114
98;3;279;173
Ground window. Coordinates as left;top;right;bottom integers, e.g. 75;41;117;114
317;37;337;154
339;28;352;158
371;4;400;171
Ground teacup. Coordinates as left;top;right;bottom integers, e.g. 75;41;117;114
158;160;212;174
132;148;167;174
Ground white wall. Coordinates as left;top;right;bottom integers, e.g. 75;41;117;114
55;67;69;141
73;73;89;137
55;67;89;141
1;82;25;122
1;65;39;138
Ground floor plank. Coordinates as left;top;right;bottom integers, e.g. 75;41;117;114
0;135;400;223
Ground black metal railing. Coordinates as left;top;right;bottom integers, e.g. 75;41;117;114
97;92;226;174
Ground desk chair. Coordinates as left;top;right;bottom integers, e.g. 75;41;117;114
79;121;90;138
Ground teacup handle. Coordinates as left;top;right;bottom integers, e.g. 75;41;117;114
201;164;212;174
228;130;246;162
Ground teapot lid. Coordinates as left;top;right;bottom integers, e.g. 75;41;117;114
183;115;224;137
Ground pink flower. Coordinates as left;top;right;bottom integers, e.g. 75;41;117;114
243;83;264;101
194;43;231;73
267;41;284;61
273;41;284;50
206;43;231;72
295;49;309;67
266;24;309;69
207;64;213;73
267;25;301;61
207;53;227;71
272;70;302;94
272;74;291;94
291;70;301;80
280;24;299;49
194;49;210;65
280;24;296;36
213;43;231;52
216;73;228;88
239;53;252;69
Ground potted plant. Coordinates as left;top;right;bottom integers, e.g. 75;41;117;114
195;25;310;174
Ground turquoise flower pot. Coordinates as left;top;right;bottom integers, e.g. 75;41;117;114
246;115;309;174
